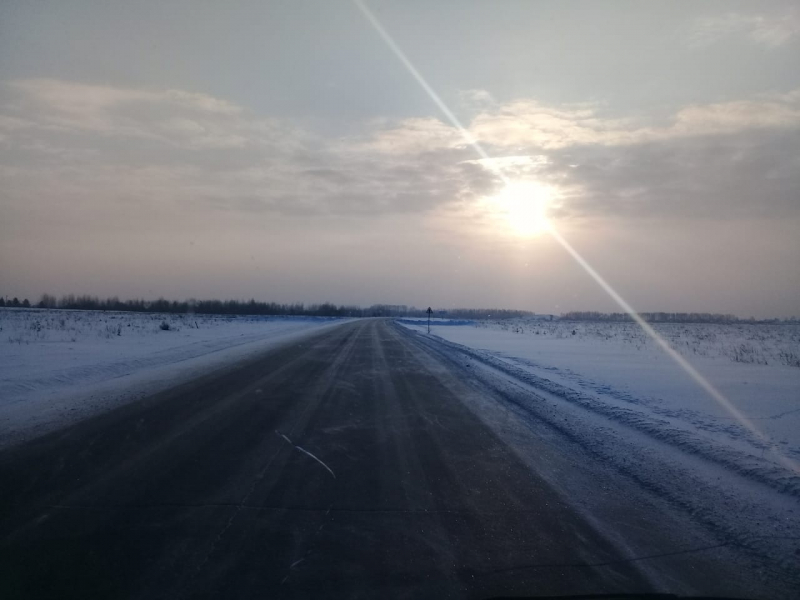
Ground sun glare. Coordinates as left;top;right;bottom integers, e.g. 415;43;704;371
491;180;553;237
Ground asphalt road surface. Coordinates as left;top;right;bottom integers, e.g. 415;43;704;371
0;319;756;599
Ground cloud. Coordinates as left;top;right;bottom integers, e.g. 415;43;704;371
689;10;800;48
444;92;800;222
1;79;798;230
0;79;495;223
541;129;800;220
467;94;800;150
347;116;466;155
4;79;279;150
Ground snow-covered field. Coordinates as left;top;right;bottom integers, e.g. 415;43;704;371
399;317;800;491
0;308;347;446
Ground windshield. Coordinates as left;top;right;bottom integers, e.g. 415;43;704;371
0;2;798;599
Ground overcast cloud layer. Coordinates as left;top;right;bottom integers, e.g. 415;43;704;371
1;1;798;317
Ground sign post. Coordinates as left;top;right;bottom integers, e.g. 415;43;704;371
426;307;432;334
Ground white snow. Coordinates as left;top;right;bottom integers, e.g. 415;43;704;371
397;317;800;589
398;318;800;491
0;308;347;447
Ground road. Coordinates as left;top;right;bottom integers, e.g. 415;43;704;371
0;319;773;598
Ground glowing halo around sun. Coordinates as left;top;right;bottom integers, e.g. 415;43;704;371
490;180;555;237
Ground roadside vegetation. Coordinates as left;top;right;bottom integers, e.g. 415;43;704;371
2;294;536;320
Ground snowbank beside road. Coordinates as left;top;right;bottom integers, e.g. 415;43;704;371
0;308;348;446
398;318;800;492
396;319;800;587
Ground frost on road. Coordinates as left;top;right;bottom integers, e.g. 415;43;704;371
0;308;346;446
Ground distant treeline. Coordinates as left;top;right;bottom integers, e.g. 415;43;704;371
560;311;792;324
1;294;536;320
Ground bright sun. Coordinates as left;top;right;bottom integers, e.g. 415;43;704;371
491;180;554;237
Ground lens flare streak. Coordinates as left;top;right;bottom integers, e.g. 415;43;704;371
353;0;798;474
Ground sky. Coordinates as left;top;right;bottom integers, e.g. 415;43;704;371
1;0;798;317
